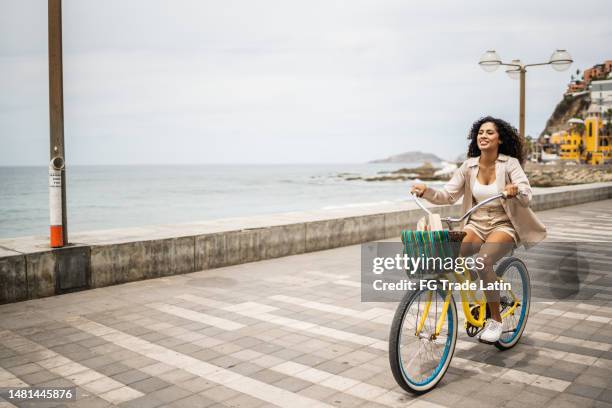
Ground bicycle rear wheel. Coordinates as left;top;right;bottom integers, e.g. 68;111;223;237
389;288;458;393
495;257;530;350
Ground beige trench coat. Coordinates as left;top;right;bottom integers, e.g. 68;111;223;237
422;153;546;249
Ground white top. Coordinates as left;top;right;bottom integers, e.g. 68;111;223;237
472;179;501;207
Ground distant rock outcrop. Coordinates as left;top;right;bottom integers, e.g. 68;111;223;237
539;93;590;139
369;151;444;164
340;162;454;182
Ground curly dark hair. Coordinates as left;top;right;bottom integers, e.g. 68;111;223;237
467;116;526;165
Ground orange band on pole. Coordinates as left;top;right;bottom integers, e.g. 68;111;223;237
49;160;64;248
50;225;64;248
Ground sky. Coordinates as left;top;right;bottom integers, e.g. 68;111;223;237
1;0;611;165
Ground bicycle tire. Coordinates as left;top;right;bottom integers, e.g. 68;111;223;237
389;288;458;393
494;257;531;350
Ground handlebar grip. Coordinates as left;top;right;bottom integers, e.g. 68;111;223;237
502;190;528;199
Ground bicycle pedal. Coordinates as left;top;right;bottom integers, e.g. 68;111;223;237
466;326;484;338
465;304;485;337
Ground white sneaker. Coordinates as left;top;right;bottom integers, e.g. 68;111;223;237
479;319;503;344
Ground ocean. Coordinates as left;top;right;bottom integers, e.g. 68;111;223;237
0;164;443;239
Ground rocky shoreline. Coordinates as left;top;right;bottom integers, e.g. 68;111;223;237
337;162;612;187
524;162;612;187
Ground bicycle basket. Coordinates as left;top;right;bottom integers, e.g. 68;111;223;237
400;230;466;278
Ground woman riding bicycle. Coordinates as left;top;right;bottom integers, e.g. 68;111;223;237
410;116;546;343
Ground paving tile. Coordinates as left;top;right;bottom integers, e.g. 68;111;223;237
78;355;116;369
20;369;60;385
200;385;242;403
8;363;44;376
566;383;606;400
175;376;217;393
77;336;108;349
116;394;165;408
248;368;286;385
99;386;145;405
169;394;217;408
83;376;124;394
173;343;202;355
324;391;369;408
598;389;612;403
129;376;172;394
209;356;242;370
222;394;268;408
297;384;338;401
315;360;352;376
139;362;175;377
148;385;192;404
121;356;158;369
0;355;33;368
156;369;197;385
338;366;379;382
111;369;151;385
37;377;75;388
96;363;132;377
419;387;464;406
228;362;264;376
191;349;223;362
272;376;312;392
544;393;600;408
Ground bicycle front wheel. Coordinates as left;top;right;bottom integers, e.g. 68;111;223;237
389;288;458;394
495;257;530;350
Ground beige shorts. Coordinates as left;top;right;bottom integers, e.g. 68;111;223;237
464;205;518;246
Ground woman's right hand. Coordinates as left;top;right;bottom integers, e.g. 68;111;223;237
411;183;427;197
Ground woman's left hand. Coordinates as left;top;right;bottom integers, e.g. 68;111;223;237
504;183;518;198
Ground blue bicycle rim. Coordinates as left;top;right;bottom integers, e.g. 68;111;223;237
399;291;455;387
499;262;528;344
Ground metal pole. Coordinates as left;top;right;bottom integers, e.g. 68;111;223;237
519;68;526;139
48;0;68;247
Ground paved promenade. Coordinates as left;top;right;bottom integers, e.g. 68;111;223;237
1;199;611;408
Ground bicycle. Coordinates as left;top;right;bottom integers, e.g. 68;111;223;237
388;192;531;393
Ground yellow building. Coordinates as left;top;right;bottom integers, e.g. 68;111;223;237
550;132;564;145
556;116;611;164
558;121;582;162
584;114;612;164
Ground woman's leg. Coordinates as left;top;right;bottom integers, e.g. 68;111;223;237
460;229;484;281
460;228;484;258
477;231;516;322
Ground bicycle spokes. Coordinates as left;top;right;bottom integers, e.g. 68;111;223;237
495;259;530;348
398;290;455;385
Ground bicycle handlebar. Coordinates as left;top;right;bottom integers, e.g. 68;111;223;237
409;190;527;227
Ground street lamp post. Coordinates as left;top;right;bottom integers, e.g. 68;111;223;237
48;0;68;248
478;49;573;139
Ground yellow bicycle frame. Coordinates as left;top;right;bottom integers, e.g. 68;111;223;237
414;262;521;337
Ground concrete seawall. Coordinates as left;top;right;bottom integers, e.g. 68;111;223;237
1;182;611;304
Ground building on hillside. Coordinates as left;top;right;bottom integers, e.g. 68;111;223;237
590;79;612;112
556;119;584;162
584;61;612;82
553;116;611;164
566;81;587;94
566;60;612;95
